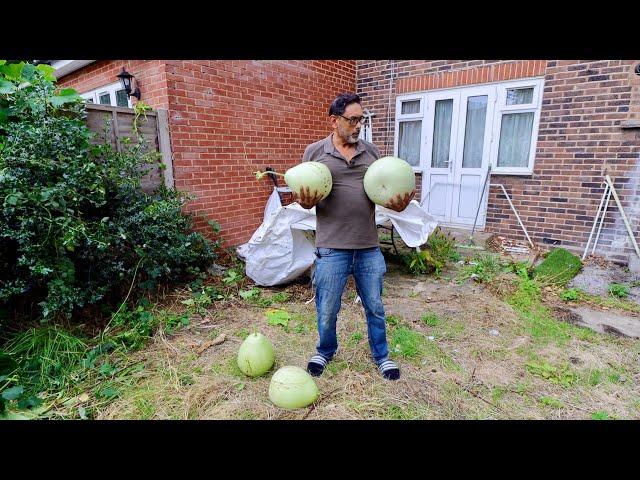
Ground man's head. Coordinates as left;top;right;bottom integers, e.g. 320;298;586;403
329;93;365;144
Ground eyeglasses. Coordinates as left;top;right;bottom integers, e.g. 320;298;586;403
336;114;367;126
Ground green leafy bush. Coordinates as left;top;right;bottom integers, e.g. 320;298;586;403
404;249;441;275
0;61;218;321
403;228;457;276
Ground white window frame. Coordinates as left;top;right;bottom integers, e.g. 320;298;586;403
393;77;545;176
394;95;425;173
80;81;132;108
491;78;544;175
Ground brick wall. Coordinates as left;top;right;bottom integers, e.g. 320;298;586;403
59;60;356;247
58;60;171;110
357;60;640;262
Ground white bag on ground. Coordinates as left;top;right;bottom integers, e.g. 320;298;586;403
237;203;316;286
237;200;439;286
263;187;282;221
237;188;285;262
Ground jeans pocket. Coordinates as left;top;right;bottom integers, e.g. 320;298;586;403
317;247;334;257
358;248;386;275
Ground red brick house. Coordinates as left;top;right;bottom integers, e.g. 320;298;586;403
52;60;640;263
53;60;355;248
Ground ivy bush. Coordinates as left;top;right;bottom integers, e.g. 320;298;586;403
0;61;218;321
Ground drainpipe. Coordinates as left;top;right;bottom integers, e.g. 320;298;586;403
385;60;396;156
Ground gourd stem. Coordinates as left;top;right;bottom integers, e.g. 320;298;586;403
255;170;284;180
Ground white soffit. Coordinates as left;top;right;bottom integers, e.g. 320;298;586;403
51;60;96;79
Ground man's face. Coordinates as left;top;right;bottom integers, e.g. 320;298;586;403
332;102;364;144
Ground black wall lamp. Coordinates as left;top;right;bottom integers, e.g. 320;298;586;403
116;67;141;100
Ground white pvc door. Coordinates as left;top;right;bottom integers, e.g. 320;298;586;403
422;86;496;227
450;86;495;226
423;91;460;223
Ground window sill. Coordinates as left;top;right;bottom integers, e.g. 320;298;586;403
491;169;534;177
620;119;640;129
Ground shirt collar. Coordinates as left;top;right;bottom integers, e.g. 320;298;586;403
323;133;365;158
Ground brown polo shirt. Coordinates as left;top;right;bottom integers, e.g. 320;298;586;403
301;134;381;249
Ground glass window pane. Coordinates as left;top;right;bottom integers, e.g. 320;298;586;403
85;98;94;103
398;120;421;167
98;93;111;105
401;100;420;115
497;112;534;168
115;89;129;107
431;99;453;168
506;87;534;105
462;96;488;168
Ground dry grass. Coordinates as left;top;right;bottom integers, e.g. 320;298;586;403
94;254;640;420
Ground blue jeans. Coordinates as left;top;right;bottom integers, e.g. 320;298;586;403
312;246;389;365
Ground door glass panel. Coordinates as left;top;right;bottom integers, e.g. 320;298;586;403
431;99;453;168
462;95;488;168
398;120;421;167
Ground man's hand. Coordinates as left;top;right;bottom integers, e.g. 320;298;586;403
383;189;415;212
296;186;324;209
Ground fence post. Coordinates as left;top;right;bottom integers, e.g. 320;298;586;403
111;110;121;153
156;109;174;189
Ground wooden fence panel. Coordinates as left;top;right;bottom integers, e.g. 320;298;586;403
84;104;173;192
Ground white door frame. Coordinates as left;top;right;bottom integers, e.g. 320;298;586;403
422;90;460;223
420;85;498;229
448;85;497;227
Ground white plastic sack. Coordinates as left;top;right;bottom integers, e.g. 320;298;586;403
375;200;439;248
236;188;286;263
237;203;317;286
263;187;282;221
237;200;438;286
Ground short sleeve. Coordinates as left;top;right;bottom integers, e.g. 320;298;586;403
371;143;381;160
301;145;312;163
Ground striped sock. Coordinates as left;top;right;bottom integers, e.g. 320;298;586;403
307;354;330;377
377;359;400;380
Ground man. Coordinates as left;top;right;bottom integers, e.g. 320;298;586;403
297;92;414;381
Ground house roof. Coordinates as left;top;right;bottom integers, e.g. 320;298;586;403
49;60;96;79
